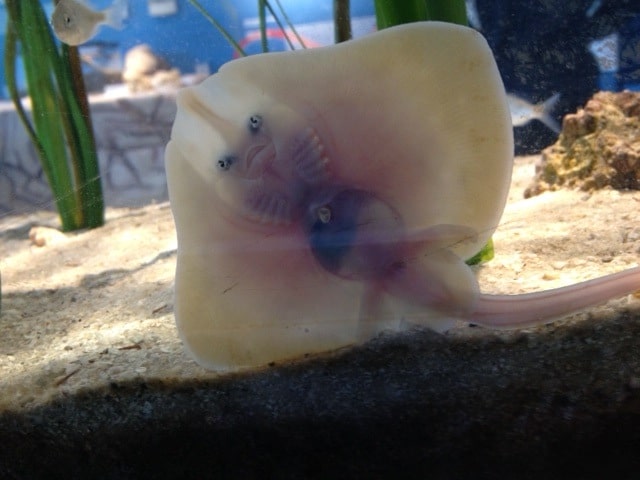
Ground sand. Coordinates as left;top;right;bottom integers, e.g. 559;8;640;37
4;155;640;477
2;155;640;411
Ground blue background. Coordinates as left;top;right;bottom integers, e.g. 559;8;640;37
0;0;376;98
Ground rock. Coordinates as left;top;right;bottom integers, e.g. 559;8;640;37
525;91;640;197
123;45;181;93
2;321;640;478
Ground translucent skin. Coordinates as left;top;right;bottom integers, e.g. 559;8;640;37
166;23;640;371
304;188;640;334
166;22;516;370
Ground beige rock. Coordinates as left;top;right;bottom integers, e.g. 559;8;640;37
28;226;67;247
123;44;179;93
526;91;640;197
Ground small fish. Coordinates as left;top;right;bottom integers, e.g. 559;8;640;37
507;92;561;134
465;0;482;30
51;0;127;46
585;0;603;18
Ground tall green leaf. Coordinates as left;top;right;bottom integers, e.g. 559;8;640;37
374;0;468;29
5;0;104;230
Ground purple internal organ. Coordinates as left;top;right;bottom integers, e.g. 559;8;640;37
303;187;480;321
303;187;640;331
304;188;405;280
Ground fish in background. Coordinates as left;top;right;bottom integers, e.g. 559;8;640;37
51;0;128;46
507;92;562;134
465;0;482;30
585;0;603;18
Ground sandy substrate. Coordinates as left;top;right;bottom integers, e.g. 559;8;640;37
2;155;640;411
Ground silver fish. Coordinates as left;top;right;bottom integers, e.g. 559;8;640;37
51;0;127;46
586;0;603;18
465;0;482;30
507;92;561;133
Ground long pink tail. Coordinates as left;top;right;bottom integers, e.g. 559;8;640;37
469;266;640;329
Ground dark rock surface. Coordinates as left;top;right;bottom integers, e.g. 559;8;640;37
3;312;640;479
4;161;640;479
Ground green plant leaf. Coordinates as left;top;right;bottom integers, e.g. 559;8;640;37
374;0;427;29
466;238;495;266
374;0;468;29
187;0;246;57
5;0;104;230
424;0;468;25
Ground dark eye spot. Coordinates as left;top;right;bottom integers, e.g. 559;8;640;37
64;14;72;25
217;156;235;171
248;114;262;133
317;206;332;224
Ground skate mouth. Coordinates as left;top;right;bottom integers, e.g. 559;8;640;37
244;143;276;178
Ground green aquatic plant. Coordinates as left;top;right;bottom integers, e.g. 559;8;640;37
334;0;351;43
4;0;104;231
273;0;307;48
374;0;468;28
188;0;306;56
258;0;307;52
186;0;246;57
258;0;268;53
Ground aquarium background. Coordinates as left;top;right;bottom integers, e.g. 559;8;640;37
0;1;637;97
0;0;378;99
2;3;640;477
0;0;378;214
475;0;640;153
0;1;636;156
